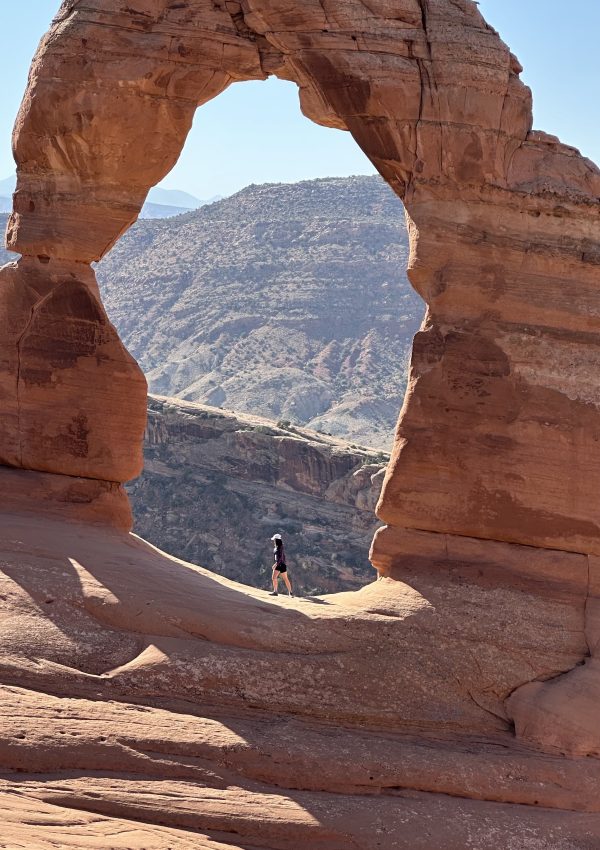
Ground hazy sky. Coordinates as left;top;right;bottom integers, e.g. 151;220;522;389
0;1;598;198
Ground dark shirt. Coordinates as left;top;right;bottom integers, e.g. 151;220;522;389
274;544;286;567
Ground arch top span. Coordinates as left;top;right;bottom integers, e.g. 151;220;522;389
1;0;600;540
8;0;537;263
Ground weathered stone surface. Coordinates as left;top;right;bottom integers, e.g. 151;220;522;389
1;511;600;847
504;551;600;759
371;523;590;594
0;257;146;485
377;189;600;556
2;0;600;843
128;395;386;593
0;466;132;530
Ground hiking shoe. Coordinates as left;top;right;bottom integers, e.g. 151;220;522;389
288;593;294;598
269;591;278;596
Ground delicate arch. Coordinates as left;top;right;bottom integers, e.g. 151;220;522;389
1;0;600;765
3;0;599;563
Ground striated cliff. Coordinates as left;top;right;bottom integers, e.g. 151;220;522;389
129;395;386;593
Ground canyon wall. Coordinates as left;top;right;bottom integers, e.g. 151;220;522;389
129;395;385;593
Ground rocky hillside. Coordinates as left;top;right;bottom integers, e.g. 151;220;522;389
97;176;421;449
128;395;387;594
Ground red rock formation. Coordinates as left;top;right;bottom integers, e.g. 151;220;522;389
2;0;600;844
0;257;146;486
1;513;600;849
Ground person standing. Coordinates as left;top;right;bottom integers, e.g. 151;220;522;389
269;533;293;597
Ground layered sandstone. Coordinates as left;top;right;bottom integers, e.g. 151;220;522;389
0;257;146;484
1;0;600;844
1;513;600;849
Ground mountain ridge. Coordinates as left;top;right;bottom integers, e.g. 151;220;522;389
97;174;421;448
1;175;421;447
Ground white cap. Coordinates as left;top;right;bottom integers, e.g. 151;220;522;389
271;533;282;541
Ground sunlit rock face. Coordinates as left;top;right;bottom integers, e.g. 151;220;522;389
1;0;600;845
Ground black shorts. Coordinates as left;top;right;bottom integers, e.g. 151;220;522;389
274;563;287;573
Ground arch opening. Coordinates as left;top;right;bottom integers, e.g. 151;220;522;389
95;75;420;594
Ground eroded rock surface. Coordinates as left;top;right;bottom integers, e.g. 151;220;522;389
2;0;600;844
0;257;146;483
1;512;600;848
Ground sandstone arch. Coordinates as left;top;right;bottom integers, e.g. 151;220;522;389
2;0;600;840
4;0;600;555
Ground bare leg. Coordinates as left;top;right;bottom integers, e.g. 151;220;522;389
271;569;280;594
282;573;293;595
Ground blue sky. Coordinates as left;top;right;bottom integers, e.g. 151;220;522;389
1;1;598;198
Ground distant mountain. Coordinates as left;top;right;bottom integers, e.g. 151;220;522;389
0;216;9;264
139;202;197;219
97;175;421;449
0;176;15;214
147;186;205;209
0;176;15;195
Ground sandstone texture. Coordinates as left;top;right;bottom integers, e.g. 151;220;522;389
95;176;417;449
2;0;600;845
128;395;386;593
0;173;204;220
0;257;147;484
1;512;600;849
